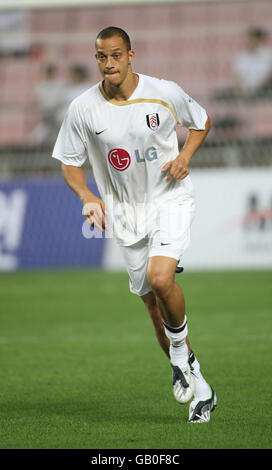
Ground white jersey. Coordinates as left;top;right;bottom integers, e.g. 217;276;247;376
52;73;207;246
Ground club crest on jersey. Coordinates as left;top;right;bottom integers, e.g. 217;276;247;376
146;113;160;131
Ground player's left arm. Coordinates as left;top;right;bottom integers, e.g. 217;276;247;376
161;115;211;182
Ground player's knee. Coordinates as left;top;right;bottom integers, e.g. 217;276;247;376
147;272;173;299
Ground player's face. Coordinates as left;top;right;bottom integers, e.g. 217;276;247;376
95;35;134;87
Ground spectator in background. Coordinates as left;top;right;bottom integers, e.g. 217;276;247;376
232;27;272;96
65;64;92;105
213;27;272;143
29;63;66;146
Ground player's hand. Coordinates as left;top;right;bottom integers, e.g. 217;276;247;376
161;155;190;182
82;193;108;232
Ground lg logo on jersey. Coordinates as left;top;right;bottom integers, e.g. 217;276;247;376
108;148;131;171
108;147;158;171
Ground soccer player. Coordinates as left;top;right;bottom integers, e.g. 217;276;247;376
52;27;217;423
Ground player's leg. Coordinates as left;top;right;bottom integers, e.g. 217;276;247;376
147;256;185;327
146;194;216;420
146;255;195;404
144;259;216;420
118;237;216;421
140;290;170;358
140;290;192;358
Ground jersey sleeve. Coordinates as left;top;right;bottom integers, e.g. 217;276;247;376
52;101;87;167
166;81;208;130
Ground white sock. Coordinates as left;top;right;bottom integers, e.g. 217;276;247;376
163;316;189;368
190;353;211;401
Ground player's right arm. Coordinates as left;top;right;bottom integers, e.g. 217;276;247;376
52;99;107;232
61;163;107;232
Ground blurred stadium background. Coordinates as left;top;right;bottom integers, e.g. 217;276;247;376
0;0;272;273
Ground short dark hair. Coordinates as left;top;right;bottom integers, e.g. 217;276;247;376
95;27;131;51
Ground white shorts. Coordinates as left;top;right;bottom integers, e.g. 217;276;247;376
119;198;195;296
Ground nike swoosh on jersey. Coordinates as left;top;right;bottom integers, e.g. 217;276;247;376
95;129;107;135
161;242;171;246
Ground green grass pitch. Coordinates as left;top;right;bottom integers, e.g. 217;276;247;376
0;269;271;449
